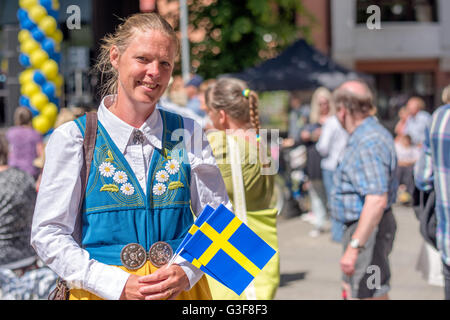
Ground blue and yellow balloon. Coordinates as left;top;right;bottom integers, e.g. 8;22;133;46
17;0;62;135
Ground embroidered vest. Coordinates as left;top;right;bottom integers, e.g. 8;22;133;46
74;109;193;266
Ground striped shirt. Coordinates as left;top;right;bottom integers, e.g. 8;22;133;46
414;104;450;265
330;116;398;224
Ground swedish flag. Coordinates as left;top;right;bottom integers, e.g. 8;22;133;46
179;204;276;295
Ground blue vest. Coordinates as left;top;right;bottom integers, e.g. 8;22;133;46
74;109;194;266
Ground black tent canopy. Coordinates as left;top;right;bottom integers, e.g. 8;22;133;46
226;39;367;92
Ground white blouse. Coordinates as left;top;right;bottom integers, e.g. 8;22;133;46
30;96;231;300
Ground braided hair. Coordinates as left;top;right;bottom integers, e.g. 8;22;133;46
205;78;261;137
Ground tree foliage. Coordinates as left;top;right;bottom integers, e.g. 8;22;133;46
163;0;316;79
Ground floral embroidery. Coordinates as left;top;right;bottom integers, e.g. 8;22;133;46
113;171;128;184
168;181;184;190
120;183;135;196
165;159;180;175
155;170;169;183
99;162;116;177
105;150;114;163
100;184;119;192
153;183;166;196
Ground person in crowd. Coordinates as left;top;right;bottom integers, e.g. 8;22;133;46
395;134;420;204
443;84;450;105
300;87;334;237
6;107;44;180
184;74;205;117
315;97;349;242
414;89;450;299
331;80;398;300
404;96;431;146
283;94;309;147
394;106;410;141
31;13;231;300
203;77;279;300
0;132;56;299
158;76;204;125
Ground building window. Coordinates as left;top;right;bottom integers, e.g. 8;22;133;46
356;0;438;23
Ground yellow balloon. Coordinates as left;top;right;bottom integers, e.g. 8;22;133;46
29;5;47;24
18;29;31;43
41;60;58;80
21;39;40;55
41;103;59;121
19;0;38;10
32;115;52;134
30;50;48;68
52;0;60;10
51;74;64;89
19;70;34;85
50;29;63;43
30;92;49;111
39;16;57;36
22;81;40;97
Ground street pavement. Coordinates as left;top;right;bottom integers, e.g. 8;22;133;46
274;203;444;300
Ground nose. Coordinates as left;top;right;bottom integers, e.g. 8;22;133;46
146;61;160;80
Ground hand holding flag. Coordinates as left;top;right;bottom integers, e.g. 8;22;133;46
174;204;277;296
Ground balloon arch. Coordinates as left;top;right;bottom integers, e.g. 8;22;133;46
16;0;63;135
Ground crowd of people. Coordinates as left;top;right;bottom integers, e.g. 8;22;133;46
0;12;449;301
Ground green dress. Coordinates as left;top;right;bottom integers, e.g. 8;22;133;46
206;130;280;300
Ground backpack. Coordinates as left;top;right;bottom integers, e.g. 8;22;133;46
412;186;437;250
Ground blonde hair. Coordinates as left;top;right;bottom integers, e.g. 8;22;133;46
309;87;334;124
94;13;179;98
442;84;450;104
205;78;261;136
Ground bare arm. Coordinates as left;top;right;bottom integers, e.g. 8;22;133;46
340;193;387;276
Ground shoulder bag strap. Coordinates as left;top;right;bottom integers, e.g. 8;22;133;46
72;111;98;245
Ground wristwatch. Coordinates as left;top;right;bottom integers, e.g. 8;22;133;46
349;238;364;250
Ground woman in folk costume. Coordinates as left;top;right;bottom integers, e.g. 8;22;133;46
203;78;280;300
30;13;231;300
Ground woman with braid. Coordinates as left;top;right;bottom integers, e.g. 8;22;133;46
204;78;280;300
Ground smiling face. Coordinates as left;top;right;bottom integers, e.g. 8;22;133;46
110;29;176;111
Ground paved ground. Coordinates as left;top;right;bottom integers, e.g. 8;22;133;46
274;203;444;300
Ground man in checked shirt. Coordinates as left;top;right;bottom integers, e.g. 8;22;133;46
330;80;398;300
414;88;450;300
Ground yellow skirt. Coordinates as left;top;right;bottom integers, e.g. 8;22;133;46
69;261;212;300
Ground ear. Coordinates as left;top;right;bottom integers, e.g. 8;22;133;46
110;45;120;70
218;110;228;127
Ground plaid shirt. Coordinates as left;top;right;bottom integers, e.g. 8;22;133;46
414;104;450;265
331;116;398;224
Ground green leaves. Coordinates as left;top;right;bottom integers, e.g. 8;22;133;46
170;0;313;79
100;184;119;193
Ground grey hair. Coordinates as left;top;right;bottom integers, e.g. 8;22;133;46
333;81;374;116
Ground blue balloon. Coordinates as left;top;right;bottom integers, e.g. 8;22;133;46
19;95;31;107
19;54;31;67
42;38;55;55
25;105;40;117
17;8;27;21
48;9;59;20
22;17;36;31
42;82;56;97
31;28;45;43
49;52;61;63
33;71;47;86
39;0;53;11
44;128;54;137
49;96;59;106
